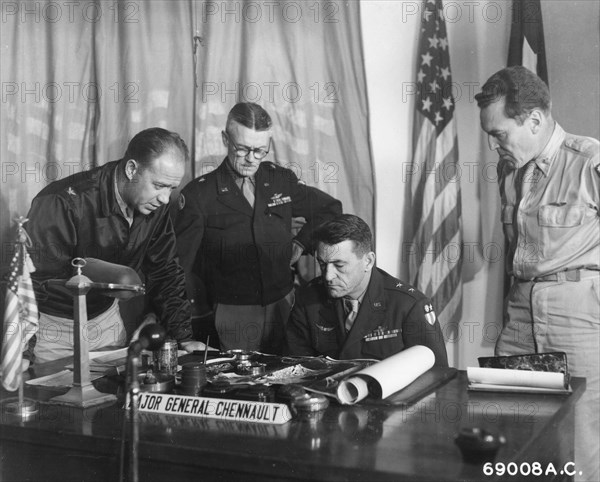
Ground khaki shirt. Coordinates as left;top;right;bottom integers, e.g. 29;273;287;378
499;123;600;280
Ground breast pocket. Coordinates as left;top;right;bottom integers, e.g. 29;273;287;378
314;324;339;355
538;204;585;227
265;203;292;233
206;213;246;230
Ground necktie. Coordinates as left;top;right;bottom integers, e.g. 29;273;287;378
241;177;255;207
344;298;359;332
520;160;538;199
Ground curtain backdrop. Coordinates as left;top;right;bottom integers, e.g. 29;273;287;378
191;0;373;220
1;0;373;280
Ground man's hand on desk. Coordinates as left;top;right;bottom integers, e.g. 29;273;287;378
179;340;214;353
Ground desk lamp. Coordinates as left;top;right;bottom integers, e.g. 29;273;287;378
50;258;145;408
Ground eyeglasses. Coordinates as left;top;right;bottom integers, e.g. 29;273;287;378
223;131;271;160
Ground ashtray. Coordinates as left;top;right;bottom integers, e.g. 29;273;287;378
455;427;506;464
138;371;175;393
227;349;257;364
291;393;330;414
235;362;266;376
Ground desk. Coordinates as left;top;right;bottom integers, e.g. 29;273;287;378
0;371;584;482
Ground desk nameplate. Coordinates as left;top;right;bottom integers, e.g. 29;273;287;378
137;392;293;424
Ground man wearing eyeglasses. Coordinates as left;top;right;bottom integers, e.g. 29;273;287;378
174;102;342;354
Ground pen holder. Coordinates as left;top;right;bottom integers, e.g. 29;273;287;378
180;362;207;396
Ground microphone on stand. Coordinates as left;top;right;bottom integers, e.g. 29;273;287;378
128;324;167;355
124;323;167;482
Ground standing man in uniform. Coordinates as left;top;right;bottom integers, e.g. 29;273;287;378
476;66;599;481
285;214;448;366
174;102;342;354
26;128;205;363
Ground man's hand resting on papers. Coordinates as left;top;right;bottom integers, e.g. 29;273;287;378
180;340;214;353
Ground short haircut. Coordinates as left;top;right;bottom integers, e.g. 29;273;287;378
124;128;189;168
226;102;272;132
313;214;373;256
475;66;551;123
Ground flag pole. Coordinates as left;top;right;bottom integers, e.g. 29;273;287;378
1;216;39;420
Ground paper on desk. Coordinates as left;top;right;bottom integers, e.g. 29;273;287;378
89;347;128;364
336;345;435;405
467;367;567;390
25;369;105;387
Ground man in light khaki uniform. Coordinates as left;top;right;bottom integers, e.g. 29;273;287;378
476;66;599;482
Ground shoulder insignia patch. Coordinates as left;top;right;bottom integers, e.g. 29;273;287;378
66;187;76;196
564;139;579;152
423;303;436;325
396;282;402;288
178;193;185;210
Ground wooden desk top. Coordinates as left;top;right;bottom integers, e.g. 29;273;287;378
1;367;585;482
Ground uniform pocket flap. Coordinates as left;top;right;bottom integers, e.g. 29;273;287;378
538;204;585;227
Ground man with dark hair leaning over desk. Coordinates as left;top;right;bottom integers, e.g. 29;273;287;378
26;127;205;364
285;214;448;366
174;102;342;355
475;65;599;481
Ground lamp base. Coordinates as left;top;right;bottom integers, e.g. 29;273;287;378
50;384;117;408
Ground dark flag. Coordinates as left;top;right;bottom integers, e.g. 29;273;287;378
508;0;548;84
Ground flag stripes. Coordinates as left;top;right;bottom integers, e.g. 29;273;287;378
407;0;462;327
1;237;39;392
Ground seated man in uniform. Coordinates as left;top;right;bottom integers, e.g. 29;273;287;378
26;127;205;363
285;214;448;365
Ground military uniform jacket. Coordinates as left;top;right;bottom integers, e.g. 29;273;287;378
285;267;448;366
174;159;342;306
26;161;193;342
498;123;600;279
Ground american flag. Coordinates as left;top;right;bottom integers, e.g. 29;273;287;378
407;0;462;327
508;0;548;84
1;222;39;391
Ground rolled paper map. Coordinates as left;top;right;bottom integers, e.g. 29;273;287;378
466;367;567;389
336;345;435;405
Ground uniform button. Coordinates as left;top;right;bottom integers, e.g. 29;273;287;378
516;270;522;276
